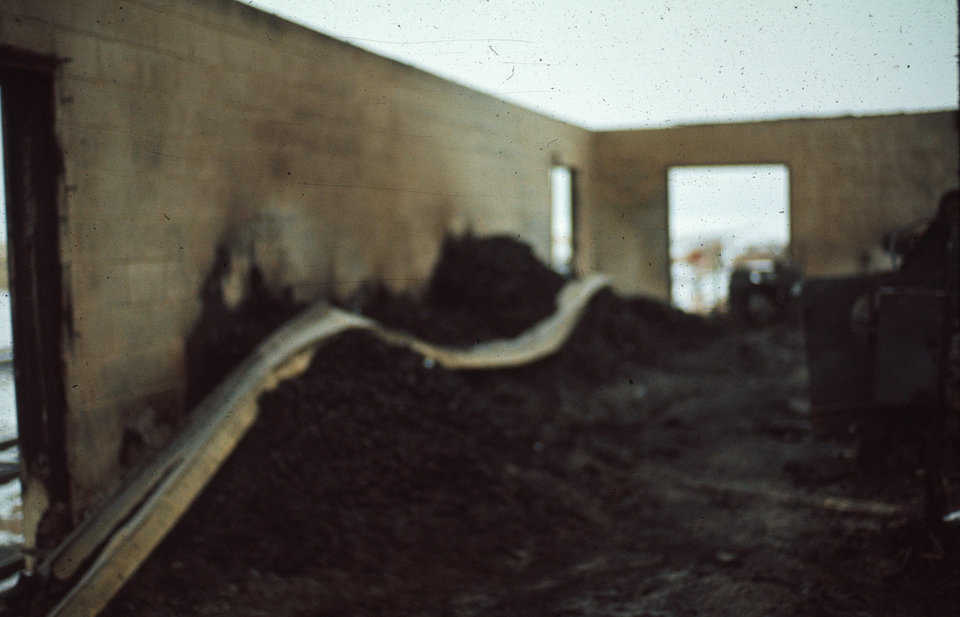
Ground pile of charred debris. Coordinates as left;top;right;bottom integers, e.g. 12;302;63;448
90;230;960;616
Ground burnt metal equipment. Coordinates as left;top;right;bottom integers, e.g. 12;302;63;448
802;189;960;523
729;258;802;326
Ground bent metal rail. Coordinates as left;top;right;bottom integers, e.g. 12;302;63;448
40;274;611;617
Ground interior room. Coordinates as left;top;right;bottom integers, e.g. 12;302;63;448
0;1;956;615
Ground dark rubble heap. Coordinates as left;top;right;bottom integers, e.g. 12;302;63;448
357;234;566;346
101;235;959;617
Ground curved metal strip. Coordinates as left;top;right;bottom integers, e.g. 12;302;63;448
44;274;609;617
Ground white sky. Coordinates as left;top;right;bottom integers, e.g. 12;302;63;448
668;165;790;258
246;0;958;129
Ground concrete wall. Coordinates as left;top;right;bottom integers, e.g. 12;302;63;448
3;0;956;553
0;0;592;526
591;112;958;298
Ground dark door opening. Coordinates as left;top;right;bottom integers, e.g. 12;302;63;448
0;85;22;591
0;46;70;580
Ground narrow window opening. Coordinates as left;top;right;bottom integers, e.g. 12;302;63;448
550;166;574;275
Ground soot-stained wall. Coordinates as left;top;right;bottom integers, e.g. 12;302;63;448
2;0;956;557
591;112;958;298
0;0;593;537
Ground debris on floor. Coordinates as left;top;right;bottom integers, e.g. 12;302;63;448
357;233;566;346
99;236;959;617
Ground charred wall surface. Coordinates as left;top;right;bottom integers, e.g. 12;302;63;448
2;0;956;559
591;112;958;298
0;0;592;532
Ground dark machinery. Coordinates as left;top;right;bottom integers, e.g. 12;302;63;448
728;257;802;326
803;189;960;523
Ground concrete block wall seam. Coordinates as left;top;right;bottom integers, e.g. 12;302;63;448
55;85;573;174
65;383;187;517
43;13;191;65
590;111;957;295
0;12;57;56
58;82;584;176
126;0;522;102
1;1;77;37
124;0;323;67
66;339;184;409
20;0;950;539
27;0;591;529
67;291;182;344
97;341;185;401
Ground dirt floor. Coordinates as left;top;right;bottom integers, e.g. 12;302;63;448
95;237;959;617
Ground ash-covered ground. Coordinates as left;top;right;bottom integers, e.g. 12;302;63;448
102;236;958;617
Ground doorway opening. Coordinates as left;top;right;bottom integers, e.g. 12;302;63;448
667;164;790;314
0;47;70;587
550;165;576;275
0;85;21;589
